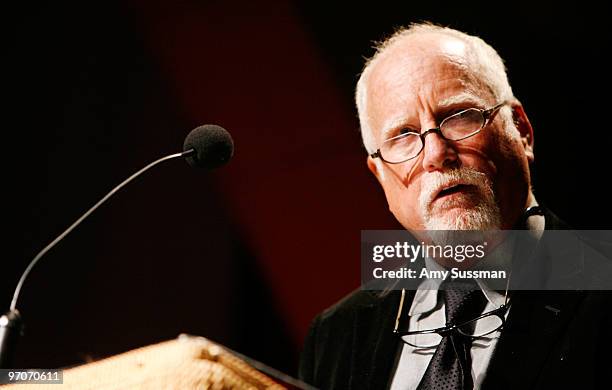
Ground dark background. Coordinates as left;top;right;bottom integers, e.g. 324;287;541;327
5;0;610;377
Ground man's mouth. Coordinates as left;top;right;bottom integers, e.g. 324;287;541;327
434;183;475;201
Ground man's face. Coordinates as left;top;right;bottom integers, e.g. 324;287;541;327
365;33;534;231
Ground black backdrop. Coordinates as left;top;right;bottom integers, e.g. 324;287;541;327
4;0;611;377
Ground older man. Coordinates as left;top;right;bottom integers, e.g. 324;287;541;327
299;23;610;389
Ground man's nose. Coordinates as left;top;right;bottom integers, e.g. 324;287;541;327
420;129;458;172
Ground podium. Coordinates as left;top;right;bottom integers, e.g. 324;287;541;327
1;335;289;389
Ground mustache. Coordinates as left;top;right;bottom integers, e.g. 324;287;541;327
419;167;492;211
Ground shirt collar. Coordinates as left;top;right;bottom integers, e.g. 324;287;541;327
409;276;508;316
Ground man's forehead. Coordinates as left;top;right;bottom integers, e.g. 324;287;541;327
367;35;480;101
369;59;479;105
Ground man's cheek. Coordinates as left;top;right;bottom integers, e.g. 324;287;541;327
393;194;423;229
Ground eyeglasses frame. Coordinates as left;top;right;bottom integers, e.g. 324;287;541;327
370;101;509;164
392;276;511;346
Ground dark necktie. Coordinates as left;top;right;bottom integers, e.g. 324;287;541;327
417;279;488;390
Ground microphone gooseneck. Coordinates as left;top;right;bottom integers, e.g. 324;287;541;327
2;125;232;368
10;152;186;312
10;124;232;312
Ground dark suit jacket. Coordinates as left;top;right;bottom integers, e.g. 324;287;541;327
299;210;612;389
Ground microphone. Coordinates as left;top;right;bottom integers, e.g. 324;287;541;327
0;124;233;368
183;124;234;169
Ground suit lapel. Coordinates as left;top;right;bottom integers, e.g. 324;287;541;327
349;289;413;389
482;290;584;389
483;208;585;389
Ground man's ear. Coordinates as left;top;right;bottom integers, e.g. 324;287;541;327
367;156;385;183
511;102;535;163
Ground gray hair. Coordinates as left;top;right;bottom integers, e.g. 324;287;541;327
356;22;515;154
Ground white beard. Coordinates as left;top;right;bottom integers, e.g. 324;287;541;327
419;167;501;231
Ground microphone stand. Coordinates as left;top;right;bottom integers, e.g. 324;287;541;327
0;310;21;368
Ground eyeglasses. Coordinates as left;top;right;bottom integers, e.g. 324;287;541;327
370;102;508;164
392;284;510;348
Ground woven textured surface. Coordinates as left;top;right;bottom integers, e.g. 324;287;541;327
1;335;284;389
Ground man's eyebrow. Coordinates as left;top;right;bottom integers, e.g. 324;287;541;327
437;93;487;110
380;116;416;141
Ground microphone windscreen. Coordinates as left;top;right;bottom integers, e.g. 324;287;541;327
183;124;234;169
